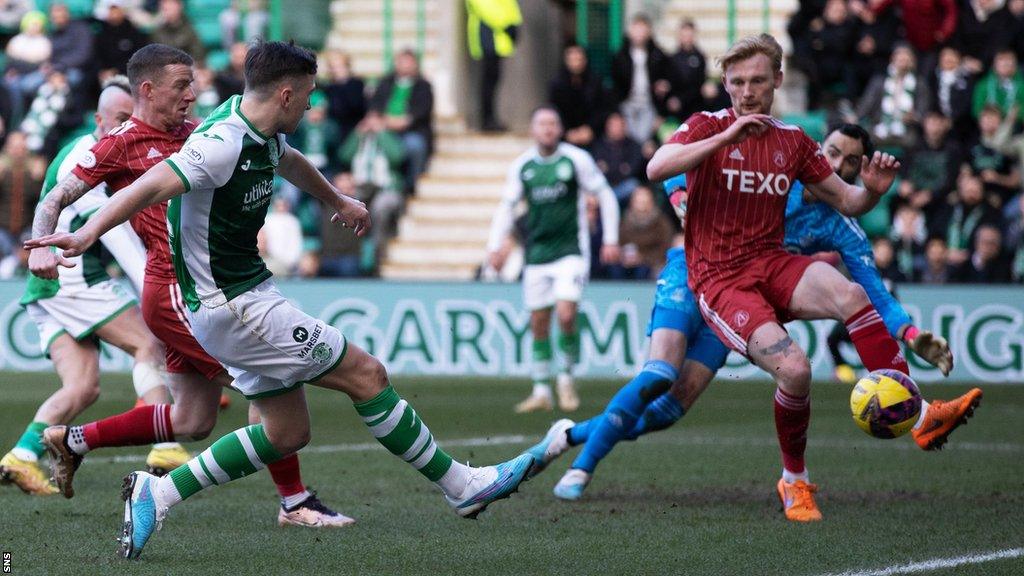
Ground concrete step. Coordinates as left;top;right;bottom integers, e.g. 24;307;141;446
405;199;497;222
416;179;505;201
434;137;532;157
333;0;437;18
426;157;509;179
380;262;479;280
398;219;492;243
387;241;488;266
334;17;439;34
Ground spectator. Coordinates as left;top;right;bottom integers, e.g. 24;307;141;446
890;204;927;279
953;223;1011;282
591;112;644;206
968;106;1021;208
869;0;957;68
317;173;365;277
610;14;672;144
1006;198;1024;281
612;184;675;279
0;131;45;261
805;0;858;109
585;194;610;279
920;236;954;283
548;44;609;148
846;0;900;97
293;90;340;176
0;0;31;46
219;0;268;52
872;236;908;282
257;197;304;278
926;46;976;140
48;2;94;90
667;19;707;121
955;0;1013;73
930;168;1003;266
898;111;963;213
338;110;407;268
214;42;248;101
855;44;929;149
191;64;220;119
321;51;367;144
466;0;521;132
5;11;52;118
1009;0;1024;63
150;0;205;63
369;48;433;191
94;0;150;80
19;69;71;154
971;49;1024;118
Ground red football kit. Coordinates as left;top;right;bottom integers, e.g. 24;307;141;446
73;117;223;379
668;108;833;354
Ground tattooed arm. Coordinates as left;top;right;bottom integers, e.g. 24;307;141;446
27;175;93;279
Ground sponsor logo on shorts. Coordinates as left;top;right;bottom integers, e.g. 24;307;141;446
292;326;309;342
311;342;333;364
297;324;324;359
734;310;749;328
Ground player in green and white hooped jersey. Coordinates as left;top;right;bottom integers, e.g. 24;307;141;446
0;78;176;496
486;107;621;414
29;41;534;559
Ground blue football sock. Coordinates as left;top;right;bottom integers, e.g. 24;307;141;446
567;418;594;446
623;393;685;440
570;360;678;473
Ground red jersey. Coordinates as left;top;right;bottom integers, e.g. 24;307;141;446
73;117;196;284
667;108;833;284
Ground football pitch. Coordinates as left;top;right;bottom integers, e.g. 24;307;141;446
0;373;1021;576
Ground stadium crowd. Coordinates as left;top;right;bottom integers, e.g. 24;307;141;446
0;0;1020;284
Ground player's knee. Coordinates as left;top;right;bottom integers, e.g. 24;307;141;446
269;425;310;455
349;353;388;399
776;357;812;393
73;380;102;411
836;282;869;317
132;335;163;363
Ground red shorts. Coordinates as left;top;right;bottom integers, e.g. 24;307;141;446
141;281;224;381
691;250;814;356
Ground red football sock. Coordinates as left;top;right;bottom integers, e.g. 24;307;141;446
81;404;173;450
774;388;810;475
267;453;305;497
846;305;910;374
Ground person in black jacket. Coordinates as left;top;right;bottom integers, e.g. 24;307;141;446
610;14;671;145
94;0;149;80
47;2;94;90
805;0;857;109
548;44;608;148
322;51;366;145
953;223;1011;282
954;0;1013;75
846;0;900;98
369;48;434;192
590;112;643;206
926;46;976;142
667;19;706;121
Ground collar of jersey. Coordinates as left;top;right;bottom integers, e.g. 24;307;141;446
232;95;271;144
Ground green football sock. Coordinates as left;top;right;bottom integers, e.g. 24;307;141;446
355;385;453;482
558;329;580;374
532;338;554;390
13;421;48;460
165;424;282;504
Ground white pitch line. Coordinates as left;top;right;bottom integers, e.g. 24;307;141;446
817;547;1024;576
85;434;530;465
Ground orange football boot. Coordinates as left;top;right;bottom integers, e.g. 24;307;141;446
913;388;982;450
777;478;823;522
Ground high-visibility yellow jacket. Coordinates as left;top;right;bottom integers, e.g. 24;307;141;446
466;0;522;59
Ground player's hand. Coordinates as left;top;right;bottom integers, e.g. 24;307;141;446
669;188;687;225
487;250;507;272
600;244;621;265
719;114;772;146
860;151;900;196
331;195;371;237
23;232;90;259
27;246;74;279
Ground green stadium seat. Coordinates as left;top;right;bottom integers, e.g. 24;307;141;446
781;110;827;143
35;0;95;19
205;49;229;71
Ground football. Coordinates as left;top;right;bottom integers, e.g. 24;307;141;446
850;369;922;439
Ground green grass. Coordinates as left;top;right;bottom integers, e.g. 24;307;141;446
0;373;1022;576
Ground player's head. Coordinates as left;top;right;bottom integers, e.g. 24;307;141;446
127;43;195;129
718;34;783;116
243;39;318;134
95;75;134;135
822;123;873;184
530;106;563;150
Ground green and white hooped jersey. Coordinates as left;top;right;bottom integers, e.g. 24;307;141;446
166;95;288;312
20;134;146;306
487;142;619;266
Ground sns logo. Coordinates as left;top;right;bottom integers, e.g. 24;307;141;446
721;169;791;195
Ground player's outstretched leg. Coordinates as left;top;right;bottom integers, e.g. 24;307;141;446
552;360;677;500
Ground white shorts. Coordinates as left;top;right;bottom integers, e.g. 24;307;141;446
26;280;137;355
522;255;589;311
188;279;347;400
